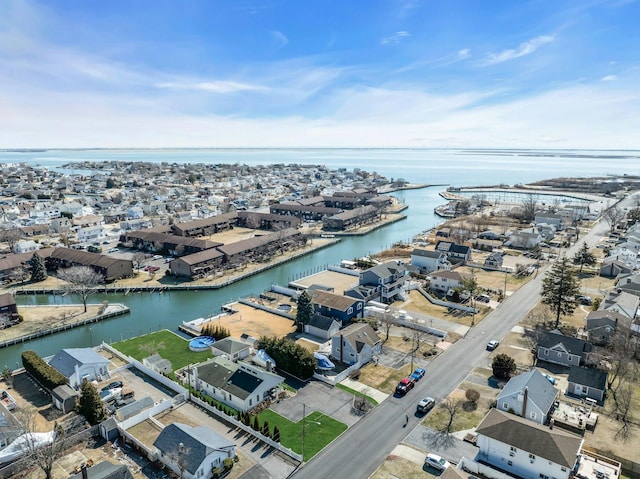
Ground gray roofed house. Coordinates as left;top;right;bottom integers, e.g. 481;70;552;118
153;423;235;479
410;248;450;274
434;240;472;262
191;357;284;412
601;290;640;320
67;460;134;479
304;314;341;340
48;348;110;388
496;369;558;425
331;322;381;366
475;408;584;479
115;396;154;421
567;366;608;405
585;310;631;345
51;384;78;414
211;337;252;362
537;331;593;367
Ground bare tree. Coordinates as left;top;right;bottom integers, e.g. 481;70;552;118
0;223;23;250
174;244;186;257
244;213;262;229
424;398;462;449
15;407;68;479
378;311;396;343
521;194;538;223
603;205;624;233
57;266;105;312
133;251;146;270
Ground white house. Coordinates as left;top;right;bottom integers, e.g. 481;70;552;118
153;423;235;479
304;315;341;340
48;348;111;389
475;409;583;479
13;240;40;254
496;370;558;425
429;270;471;294
410;248;451;274
210;337;252;362
601;290;639;320
76;225;106;244
190;357;283;412
331;322;381;366
535;212;565;230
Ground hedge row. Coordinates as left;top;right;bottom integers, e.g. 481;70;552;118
21;350;67;390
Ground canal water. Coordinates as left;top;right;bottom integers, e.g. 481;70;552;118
1;187;443;368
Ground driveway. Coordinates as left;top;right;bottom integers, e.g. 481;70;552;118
269;381;362;427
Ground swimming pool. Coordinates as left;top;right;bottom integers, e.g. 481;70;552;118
189;336;215;352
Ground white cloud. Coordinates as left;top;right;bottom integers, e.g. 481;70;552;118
458;48;471;59
602;75;617;81
483;35;556;65
381;31;411;45
156;80;268;93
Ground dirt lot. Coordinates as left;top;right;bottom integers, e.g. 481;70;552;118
402;290;491;327
289;270;359;295
200;303;296;339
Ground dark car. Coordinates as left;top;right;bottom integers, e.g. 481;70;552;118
395;378;415;395
102;381;123;391
410;368;426;382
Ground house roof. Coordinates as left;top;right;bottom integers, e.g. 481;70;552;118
51;384;78;401
212;337;251;355
429;270;470;282
568;366;607;391
476;409;583;468
335;323;380;351
196;357;275;400
116;396;155;421
411;248;444;259
49;348;110;378
308;314;340;331
435;241;470;255
538;331;592;356
153;423;235;475
172;212;238;233
67;460;134;479
364;261;406;280
585;310;631;331
497;369;558;414
310;290;361;312
0;293;16;309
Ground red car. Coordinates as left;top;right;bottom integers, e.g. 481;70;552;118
395;378;415;395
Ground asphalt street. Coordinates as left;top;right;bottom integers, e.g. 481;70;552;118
291;197;628;479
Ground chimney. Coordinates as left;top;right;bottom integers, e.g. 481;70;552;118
81;464;88;479
522;387;528;419
549;418;554;430
266;360;272;372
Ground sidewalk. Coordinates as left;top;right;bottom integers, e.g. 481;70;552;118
339;377;389;404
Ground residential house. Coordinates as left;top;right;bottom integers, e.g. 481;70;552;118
536;223;557;241
76;225;106;244
331;322;381;366
601;290;639;320
13;240;40;254
537;331;593;367
0;402;21;449
48;348;111;389
323;205;381;231
434;240;472;263
496;369;558;425
304;314;341;340
345;261;408;304
210;337;252;362
190;357;283;412
45;247;133;281
68;461;134;479
153;423;235;479
616;272;640;298
483;252;504;269
475;408;583;479
428;270;471;294
535;212;565;230
0;293;18;321
410;248;450;274
585;310;631;345
600;259;634;278
567;366;607;405
504;231;543;249
309;289;364;324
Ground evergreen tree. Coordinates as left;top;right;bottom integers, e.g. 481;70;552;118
29;252;47;282
77;379;106;425
252;415;260;432
262;420;270;438
295;290;313;332
541;256;580;328
492;354;516;380
572;241;596;274
272;426;281;443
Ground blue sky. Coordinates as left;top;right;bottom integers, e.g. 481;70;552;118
1;0;639;148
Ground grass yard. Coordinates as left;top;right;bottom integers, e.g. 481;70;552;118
423;387;495;433
371;455;437;479
336;384;379;405
402;290;491;326
258;409;347;461
358;362;413;394
112;329;213;371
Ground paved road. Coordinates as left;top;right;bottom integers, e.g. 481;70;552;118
291;200;627;479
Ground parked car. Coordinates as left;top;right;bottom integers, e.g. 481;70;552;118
486;340;500;351
100;387;122;403
475;294;491;303
108;247;119;253
152;254;163;260
424;453;450;471
410;368;426;382
395;378;415;395
417;397;435;413
577;295;593;305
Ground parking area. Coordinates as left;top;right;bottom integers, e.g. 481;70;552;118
104;366;177;404
270;381;361;427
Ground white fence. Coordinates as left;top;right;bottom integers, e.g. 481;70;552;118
416;286;477;314
457;457;514;479
313;361;362;385
395;318;448;338
327;264;361;276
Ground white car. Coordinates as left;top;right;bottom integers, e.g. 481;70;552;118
486;340;500;351
424;453;450;471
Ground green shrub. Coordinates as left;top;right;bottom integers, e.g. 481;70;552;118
21;350;67;390
255;336;316;379
223;458;234;471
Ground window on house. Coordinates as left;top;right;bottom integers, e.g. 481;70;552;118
543;349;548;355
507;460;512;466
348;307;353;314
530;412;537;420
503;402;509;409
529;453;536;460
557;351;562;357
249;399;252;406
510;446;516;452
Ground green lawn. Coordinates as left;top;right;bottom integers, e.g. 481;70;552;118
112;329;213;371
258;409;348;461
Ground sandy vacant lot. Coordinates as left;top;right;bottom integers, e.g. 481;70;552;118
201;302;297;339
